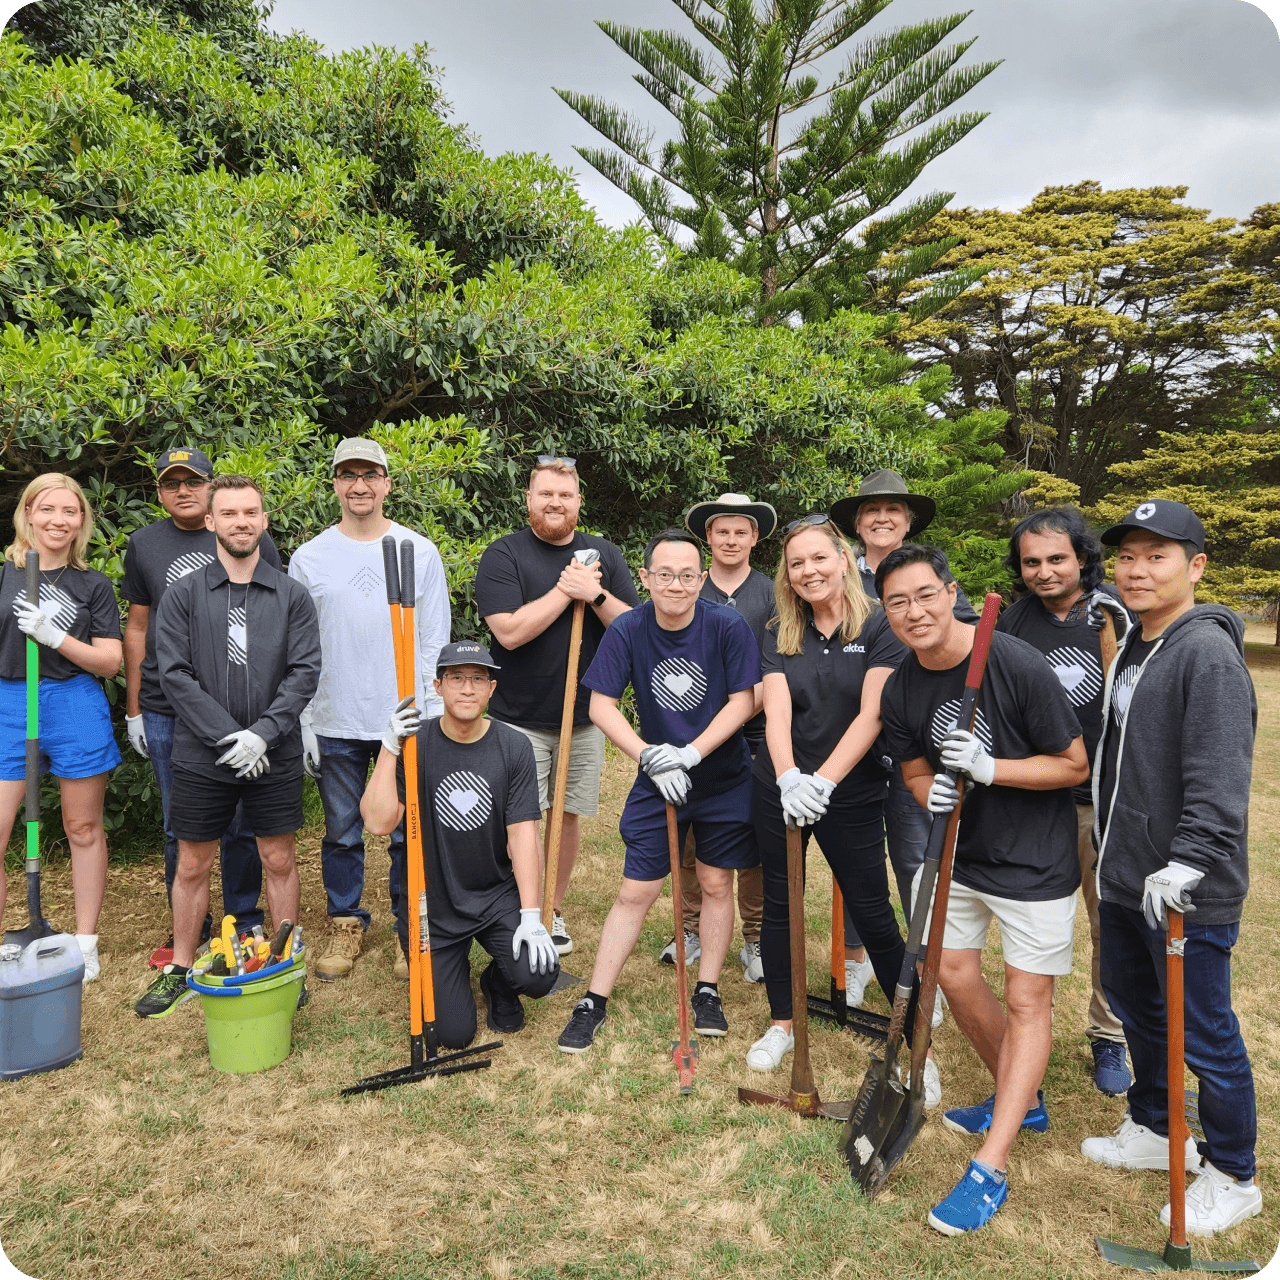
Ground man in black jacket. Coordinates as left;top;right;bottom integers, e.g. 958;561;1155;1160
135;475;321;1019
1080;500;1261;1238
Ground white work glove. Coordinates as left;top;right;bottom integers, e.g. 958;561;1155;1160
777;767;823;825
640;742;702;778
125;714;149;758
299;705;321;778
512;907;558;976
652;766;691;806
381;695;421;756
1142;862;1204;932
215;729;269;779
12;598;67;650
926;772;962;814
940;728;996;787
1087;590;1132;646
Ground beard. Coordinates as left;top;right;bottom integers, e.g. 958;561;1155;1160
216;529;263;559
529;508;576;542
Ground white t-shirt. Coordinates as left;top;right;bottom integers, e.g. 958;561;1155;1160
289;522;450;738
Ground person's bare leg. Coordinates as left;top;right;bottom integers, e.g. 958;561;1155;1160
694;862;734;983
974;966;1055;1171
0;779;25;930
553;812;580;911
172;839;218;967
256;833;300;930
58;773;109;935
586;876;666;996
937;947;1006;1077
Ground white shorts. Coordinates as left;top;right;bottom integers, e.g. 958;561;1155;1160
910;865;1075;976
499;721;606;816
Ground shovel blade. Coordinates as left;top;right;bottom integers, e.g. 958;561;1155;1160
842;1054;907;1193
547;967;582;995
862;1097;927;1199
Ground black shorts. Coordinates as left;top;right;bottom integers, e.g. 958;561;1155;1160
170;764;304;842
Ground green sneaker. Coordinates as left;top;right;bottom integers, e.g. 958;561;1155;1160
135;964;193;1019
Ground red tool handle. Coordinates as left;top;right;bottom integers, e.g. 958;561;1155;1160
1167;909;1187;1250
965;593;1002;688
667;803;696;1094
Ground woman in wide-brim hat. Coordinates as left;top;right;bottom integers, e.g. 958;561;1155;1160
830;470;935;600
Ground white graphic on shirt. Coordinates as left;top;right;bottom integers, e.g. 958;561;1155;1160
166;550;214;585
227;606;247;665
348;566;382;598
38;583;77;630
1044;645;1102;707
1112;663;1140;723
435;770;494;832
929;701;994;753
843;643;865;654
652;658;708;712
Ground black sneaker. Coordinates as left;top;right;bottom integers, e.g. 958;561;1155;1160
480;960;525;1033
135;965;192;1019
557;998;606;1054
691;986;728;1036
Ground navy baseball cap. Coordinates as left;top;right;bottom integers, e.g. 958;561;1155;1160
436;641;501;677
1100;499;1206;553
156;447;213;480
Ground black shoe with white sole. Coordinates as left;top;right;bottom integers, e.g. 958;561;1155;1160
691;986;728;1036
480;960;525;1033
558;997;606;1053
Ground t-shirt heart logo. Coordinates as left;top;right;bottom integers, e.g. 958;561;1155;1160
664;672;694;698
1113;683;1133;717
1054;662;1087;694
449;787;480;815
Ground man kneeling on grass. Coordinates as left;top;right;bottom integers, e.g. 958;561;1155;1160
557;530;760;1054
361;642;560;1045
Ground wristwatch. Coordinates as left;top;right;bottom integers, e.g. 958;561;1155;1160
591;590;607;608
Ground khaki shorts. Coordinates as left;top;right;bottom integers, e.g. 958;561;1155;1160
911;865;1076;976
499;721;606;816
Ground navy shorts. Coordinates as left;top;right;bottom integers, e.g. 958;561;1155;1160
170;764;304;842
619;773;759;882
0;675;122;781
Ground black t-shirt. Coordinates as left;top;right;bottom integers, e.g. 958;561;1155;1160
859;558;980;624
0;560;121;682
1097;632;1159;825
475;527;641;730
120;519;281;715
755;607;906;804
397;719;544;945
879;630;1083;901
997;587;1129;805
700;567;774;748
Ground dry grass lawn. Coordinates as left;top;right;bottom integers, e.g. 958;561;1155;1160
2;655;1278;1278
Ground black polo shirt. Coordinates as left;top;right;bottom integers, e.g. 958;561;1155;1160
858;557;980;624
700;566;775;749
754;606;907;804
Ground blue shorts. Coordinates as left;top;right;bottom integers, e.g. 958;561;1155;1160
0;675;122;781
619;773;759;882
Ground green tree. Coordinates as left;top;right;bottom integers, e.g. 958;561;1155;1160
556;0;997;322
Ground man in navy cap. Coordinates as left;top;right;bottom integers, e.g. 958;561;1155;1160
1081;500;1261;1238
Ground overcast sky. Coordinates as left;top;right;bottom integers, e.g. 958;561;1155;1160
264;0;1280;225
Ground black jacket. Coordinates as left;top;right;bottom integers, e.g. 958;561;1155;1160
156;556;321;774
1093;604;1255;926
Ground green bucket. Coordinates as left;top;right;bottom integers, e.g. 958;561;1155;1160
188;957;305;1074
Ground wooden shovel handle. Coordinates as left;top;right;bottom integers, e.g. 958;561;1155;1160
787;823;817;1098
543;600;586;927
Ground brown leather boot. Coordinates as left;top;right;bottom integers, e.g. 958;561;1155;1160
315;916;363;981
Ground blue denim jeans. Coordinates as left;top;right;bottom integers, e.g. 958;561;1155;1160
316;736;405;932
141;710;264;930
1099;901;1257;1180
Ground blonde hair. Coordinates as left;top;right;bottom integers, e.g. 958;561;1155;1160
528;461;580;490
772;520;875;656
6;473;95;570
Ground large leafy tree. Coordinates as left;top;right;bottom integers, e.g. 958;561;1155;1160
556;0;997;322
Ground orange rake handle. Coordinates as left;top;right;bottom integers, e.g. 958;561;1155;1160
831;876;845;1002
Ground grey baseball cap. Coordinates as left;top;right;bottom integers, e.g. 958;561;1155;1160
333;438;389;472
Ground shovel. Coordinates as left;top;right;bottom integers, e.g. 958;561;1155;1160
665;802;698;1094
842;591;1002;1197
1095;908;1260;1274
805;875;890;1045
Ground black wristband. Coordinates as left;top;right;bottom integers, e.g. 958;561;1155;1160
591;590;607;608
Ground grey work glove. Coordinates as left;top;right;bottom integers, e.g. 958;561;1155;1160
1142;862;1204;932
299;705;321;778
652;766;691;807
939;728;996;787
640;742;702;778
512;907;558;976
926;772;962;814
12;598;67;650
1087;590;1132;646
216;729;269;779
381;695;421;756
125;714;149;759
777;767;821;825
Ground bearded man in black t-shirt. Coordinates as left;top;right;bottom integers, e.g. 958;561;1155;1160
876;544;1088;1237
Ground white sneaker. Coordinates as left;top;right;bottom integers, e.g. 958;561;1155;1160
739;939;764;983
932;988;946;1030
1160;1161;1262;1237
1081;1113;1201;1171
845;957;875;1007
746;1025;794;1072
659;929;701;966
75;934;100;983
904;1057;942;1109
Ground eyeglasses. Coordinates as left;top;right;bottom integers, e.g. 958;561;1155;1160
648;570;704;587
536;453;577;468
158;476;210;493
335;469;387;485
883;586;946;614
783;512;832;534
441;672;493;688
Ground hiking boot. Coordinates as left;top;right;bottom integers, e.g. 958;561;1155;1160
1081;1113;1200;1170
746;1025;794;1072
659;929;701;966
943;1090;1048;1136
1161;1162;1262;1237
315;916;363;981
1091;1039;1132;1096
135;965;192;1019
480;960;525;1033
393;947;409;982
551;910;573;956
691;986;728;1036
845;956;874;1007
739;939;764;983
928;1160;1009;1236
557;998;606;1053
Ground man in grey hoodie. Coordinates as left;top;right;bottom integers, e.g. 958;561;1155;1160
1081;500;1261;1239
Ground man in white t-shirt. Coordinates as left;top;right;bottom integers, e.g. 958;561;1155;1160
288;438;450;983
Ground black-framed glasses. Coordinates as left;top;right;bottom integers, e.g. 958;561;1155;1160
158;476;210;492
783;512;832;534
536;452;577;468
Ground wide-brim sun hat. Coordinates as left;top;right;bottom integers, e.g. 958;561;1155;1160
685;492;778;542
830;469;935;539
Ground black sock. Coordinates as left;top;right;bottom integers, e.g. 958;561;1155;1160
694;981;718;996
585;991;609;1014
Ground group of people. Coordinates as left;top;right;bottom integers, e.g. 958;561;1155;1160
0;445;1259;1242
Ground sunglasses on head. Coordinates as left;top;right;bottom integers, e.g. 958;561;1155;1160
783;512;832;534
536;452;577;468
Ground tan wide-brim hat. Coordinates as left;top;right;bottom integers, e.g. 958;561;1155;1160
830;469;935;539
685;492;778;542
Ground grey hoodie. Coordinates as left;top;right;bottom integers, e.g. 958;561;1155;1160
1093;604;1255;926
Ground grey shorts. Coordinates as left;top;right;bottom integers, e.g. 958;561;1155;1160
498;721;606;816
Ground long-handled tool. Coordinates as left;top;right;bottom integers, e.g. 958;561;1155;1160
665;802;698;1094
5;554;54;947
843;592;1002;1197
541;547;600;995
342;538;500;1096
739;825;852;1119
1096;909;1260;1274
806;875;890;1045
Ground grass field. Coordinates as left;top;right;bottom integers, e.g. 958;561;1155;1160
1;653;1277;1279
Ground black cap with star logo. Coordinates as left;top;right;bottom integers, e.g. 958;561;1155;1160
1100;499;1205;552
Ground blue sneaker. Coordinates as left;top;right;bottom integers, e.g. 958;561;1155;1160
928;1160;1009;1235
942;1090;1048;1136
1091;1039;1132;1097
